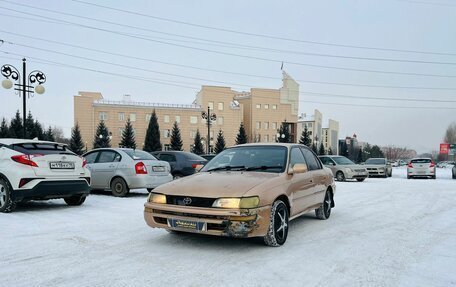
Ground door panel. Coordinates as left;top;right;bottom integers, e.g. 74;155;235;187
90;151;120;188
288;148;316;215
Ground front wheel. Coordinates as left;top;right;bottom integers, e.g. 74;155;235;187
336;171;345;182
315;190;332;220
356;178;365;182
64;195;86;206
111;178;129;197
0;179;16;213
263;200;289;247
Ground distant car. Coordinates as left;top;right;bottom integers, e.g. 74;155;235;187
200;154;216;162
407;158;436;179
83;148;172;196
319;155;368;182
144;143;336;246
363;158;392;178
151;151;207;179
0;138;91;213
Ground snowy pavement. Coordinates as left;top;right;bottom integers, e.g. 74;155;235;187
1;167;456;287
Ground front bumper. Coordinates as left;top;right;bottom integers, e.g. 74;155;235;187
345;170;368;180
11;179;90;202
144;202;271;238
367;168;387;176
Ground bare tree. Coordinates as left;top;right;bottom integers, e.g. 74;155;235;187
444;122;456;144
381;145;417;161
52;126;70;144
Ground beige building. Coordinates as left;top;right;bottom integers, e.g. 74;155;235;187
74;72;299;151
321;119;340;154
297;110;339;154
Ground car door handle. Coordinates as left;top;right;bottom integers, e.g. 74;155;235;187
309;179;314;183
109;165;116;168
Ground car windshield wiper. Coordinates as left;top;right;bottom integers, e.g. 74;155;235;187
207;165;246;172
245;165;283;171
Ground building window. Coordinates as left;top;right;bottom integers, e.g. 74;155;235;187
164;144;170;151
264;104;269;109
146;114;152;122
190;116;198;124
175;115;181;123
272;122;277;130
99;112;108;121
309;131;313;136
308;122;313;128
264;134;269;142
218;116;224;125
256;122;261;130
263;122;269;130
130;113;136;122
272;105;277;110
218;102;224;111
164;129;171;138
208;102;214;110
164;115;170;123
118;113;125;121
118;128;124;137
190;130;197;139
256;104;261;109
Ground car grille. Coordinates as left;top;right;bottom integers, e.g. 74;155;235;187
166;195;216;208
354;169;366;172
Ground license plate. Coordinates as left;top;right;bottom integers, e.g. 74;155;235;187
153;166;166;172
49;162;75;169
168;218;206;231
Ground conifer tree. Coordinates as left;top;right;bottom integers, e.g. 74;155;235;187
44;126;55;142
357;148;364;163
9;110;23;138
277;122;291;143
328;147;333;155
0;118;9;138
318;142;326;155
192;129;204;155
311;143;318;154
31;120;44;140
25;111;35;139
70;123;85;155
214;129;226;154
120;118;136;149
169;121;183;151
235;122;248;145
299;125;312;147
144;109;161;152
93;121;111;148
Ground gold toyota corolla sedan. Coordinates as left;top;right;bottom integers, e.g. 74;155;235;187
144;143;336;246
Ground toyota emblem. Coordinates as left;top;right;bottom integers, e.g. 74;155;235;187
183;197;192;205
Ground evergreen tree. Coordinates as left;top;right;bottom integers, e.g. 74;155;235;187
311;143;318;154
214;129;226;154
9;110;23;138
43;126;55;142
192;129;204;155
169;121;183;151
277;122;291;143
144;109;161;152
328;147;333;155
0;118;9;138
70;123;85;155
299;125;312;147
235;122;248;145
93;121;111;148
25;111;35;139
31;120;44;140
370;145;384;158
318;142;326;155
363;143;372;161
340;141;349;157
120;118;136;149
357;148;364;163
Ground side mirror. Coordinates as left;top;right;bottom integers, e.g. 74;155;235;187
194;164;204;172
289;163;308;174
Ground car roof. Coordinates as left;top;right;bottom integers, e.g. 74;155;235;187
0;138;66;146
234;143;300;148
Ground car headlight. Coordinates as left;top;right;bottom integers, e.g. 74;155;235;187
148;193;166;204
379;167;385;171
212;196;260;209
344;168;353;173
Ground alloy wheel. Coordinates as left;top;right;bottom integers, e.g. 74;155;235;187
0;183;6;208
274;203;288;243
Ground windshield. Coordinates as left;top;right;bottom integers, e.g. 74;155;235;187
332;156;355;165
123;149;157;160
411;159;431;164
365;158;386;165
201;146;287;173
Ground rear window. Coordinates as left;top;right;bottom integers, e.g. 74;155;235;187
365;158;386;165
123;150;157;160
411;159;431;164
184;152;206;161
12;143;75;155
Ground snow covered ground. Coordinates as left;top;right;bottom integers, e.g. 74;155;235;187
1;167;456;287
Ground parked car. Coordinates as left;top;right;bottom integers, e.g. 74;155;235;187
0;139;91;213
151;151;207;179
145;143;335;246
318;155;368;182
83;148;172;196
407;158;436;179
363;158;392;178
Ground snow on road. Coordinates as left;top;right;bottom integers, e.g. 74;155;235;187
1;167;456;287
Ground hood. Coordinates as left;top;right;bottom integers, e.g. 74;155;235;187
153;171;280;198
340;164;366;170
363;164;386;168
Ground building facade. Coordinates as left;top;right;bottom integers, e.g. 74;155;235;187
74;72;299;151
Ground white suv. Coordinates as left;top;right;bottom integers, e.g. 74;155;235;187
0;139;91;213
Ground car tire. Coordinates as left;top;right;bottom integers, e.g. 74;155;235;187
356;178;365;182
453;172;456;179
383;173;388;178
147;188;153;193
263;200;289;247
315;190;332;220
0;179;16;213
64;195;86;206
336;171;345;182
173;173;183;180
431;175;436;179
110;178;129;197
407;175;412;179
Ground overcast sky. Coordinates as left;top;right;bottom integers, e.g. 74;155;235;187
0;0;455;153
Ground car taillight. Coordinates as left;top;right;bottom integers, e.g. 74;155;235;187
81;157;87;167
11;154;42;167
407;163;413;168
135;162;148;174
192;164;198;169
430;161;435;168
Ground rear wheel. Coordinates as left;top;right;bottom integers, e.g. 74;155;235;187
147;188;153;193
407;175;412;179
315;190;332;220
336;171;345;182
173;173;183;180
110;178;129;197
263;200;289;247
0;179;15;213
64;195;86;206
356;178;365;182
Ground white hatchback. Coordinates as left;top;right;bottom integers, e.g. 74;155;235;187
407;158;436;179
0;139;91;213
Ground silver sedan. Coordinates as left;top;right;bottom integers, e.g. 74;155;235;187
319;155;368;182
83;148;172;197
